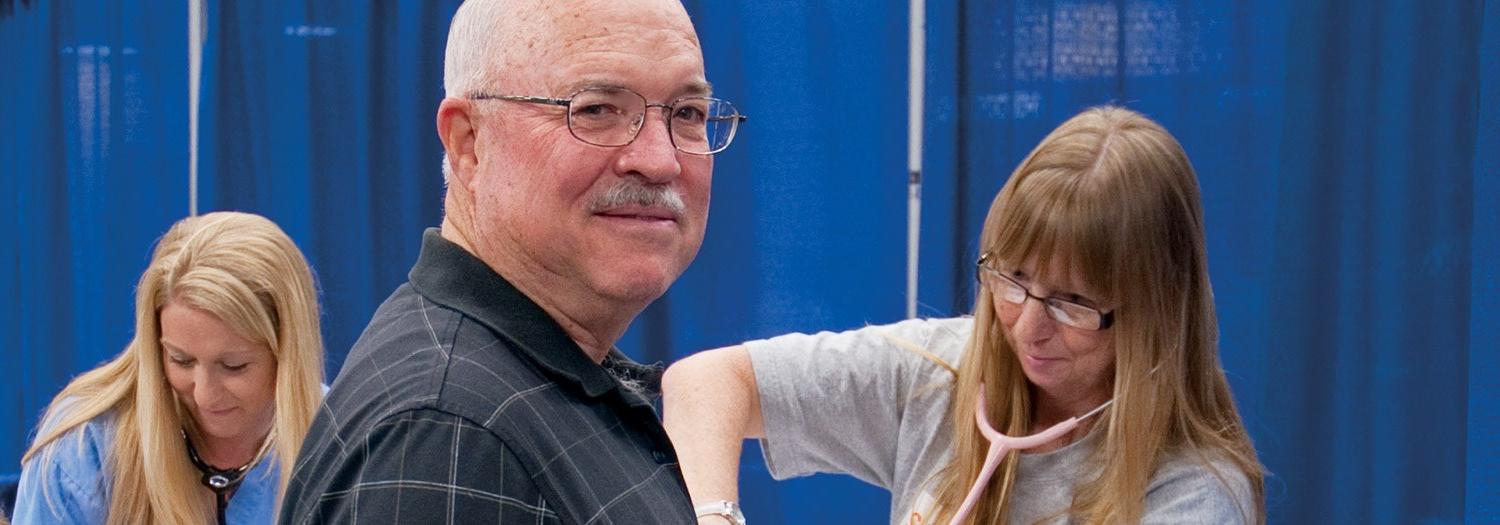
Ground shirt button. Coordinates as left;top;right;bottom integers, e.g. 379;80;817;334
652;449;670;463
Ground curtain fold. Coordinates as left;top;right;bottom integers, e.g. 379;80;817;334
1266;1;1479;521
1466;1;1499;522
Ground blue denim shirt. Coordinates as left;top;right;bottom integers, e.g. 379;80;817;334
12;410;280;524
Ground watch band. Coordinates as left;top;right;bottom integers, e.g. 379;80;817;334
694;500;747;525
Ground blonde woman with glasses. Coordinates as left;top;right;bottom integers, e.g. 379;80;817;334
13;212;324;525
664;106;1265;524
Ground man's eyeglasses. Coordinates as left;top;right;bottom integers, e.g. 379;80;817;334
975;253;1115;331
469;87;748;155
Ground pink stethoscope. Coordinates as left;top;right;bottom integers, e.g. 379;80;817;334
946;383;1114;525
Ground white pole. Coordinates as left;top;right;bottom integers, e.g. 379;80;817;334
188;0;203;216
906;0;925;319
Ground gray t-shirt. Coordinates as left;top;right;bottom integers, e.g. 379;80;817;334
746;317;1255;524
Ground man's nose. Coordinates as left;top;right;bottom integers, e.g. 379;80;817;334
614;109;683;183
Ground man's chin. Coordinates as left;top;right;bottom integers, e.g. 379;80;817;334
602;280;673;307
592;268;680;305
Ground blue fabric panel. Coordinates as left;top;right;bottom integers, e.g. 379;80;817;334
922;0;964;317
1467;0;1500;521
0;0;188;475
199;0;455;376
1268;1;1479;522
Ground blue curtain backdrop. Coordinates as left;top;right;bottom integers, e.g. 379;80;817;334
0;0;190;490
1467;2;1499;522
197;0;458;376
2;1;1495;523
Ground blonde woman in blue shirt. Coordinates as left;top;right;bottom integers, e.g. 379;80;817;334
13;212;324;525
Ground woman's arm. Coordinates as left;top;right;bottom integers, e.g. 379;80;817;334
662;345;763;522
664;318;968;524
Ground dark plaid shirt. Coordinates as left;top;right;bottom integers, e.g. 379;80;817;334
280;230;695;524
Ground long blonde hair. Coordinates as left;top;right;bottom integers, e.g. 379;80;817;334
22;211;324;525
925;107;1264;524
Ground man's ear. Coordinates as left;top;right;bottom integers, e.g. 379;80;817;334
437;98;481;190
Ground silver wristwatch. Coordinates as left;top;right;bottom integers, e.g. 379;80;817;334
694;500;747;525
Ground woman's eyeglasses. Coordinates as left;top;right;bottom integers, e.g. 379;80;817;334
975;253;1114;330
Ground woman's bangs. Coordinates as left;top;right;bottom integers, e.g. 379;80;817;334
989;168;1117;301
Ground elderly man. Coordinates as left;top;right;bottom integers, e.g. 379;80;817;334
279;0;745;523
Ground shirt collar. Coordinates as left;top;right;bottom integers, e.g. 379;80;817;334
408;229;660;402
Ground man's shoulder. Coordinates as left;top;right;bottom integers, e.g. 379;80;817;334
327;282;561;434
324;284;454;417
279;403;560;525
346;282;462;371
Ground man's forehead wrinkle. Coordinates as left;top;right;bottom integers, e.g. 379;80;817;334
542;0;701;47
495;5;694;69
552;20;701;53
547;26;706;93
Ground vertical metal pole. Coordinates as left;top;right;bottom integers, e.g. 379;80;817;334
906;0;926;319
188;0;203;216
